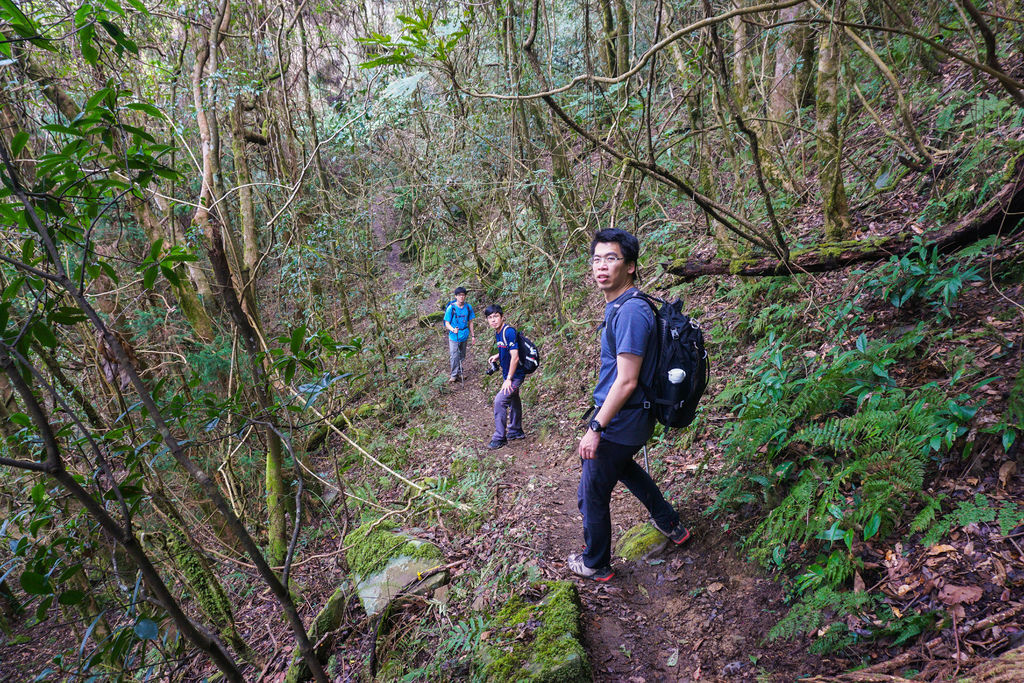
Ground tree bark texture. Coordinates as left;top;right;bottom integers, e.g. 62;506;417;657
814;3;851;240
768;4;805;142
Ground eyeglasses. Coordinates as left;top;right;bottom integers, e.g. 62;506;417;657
589;255;624;265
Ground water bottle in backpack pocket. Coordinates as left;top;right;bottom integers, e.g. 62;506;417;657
606;293;710;429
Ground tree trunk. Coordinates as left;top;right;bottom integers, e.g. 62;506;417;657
229;97;260;284
151;493;256;663
596;0;618;76
298;15;330;188
769;4;804;142
814;5;851;240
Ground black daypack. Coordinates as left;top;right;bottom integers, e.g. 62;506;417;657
605;292;709;428
504;326;540;375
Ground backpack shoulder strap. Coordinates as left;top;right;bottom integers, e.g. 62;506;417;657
602;289;657;355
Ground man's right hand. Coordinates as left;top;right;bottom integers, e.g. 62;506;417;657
578;429;600;460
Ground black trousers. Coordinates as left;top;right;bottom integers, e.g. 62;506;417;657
576;438;679;569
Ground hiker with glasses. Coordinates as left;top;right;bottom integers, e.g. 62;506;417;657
444;286;476;383
567;228;691;582
484;304;527;449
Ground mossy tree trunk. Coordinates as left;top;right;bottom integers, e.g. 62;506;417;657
814;3;851;240
151;494;256;663
193;3;290;569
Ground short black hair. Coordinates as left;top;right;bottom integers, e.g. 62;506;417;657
453;286;468;295
590;228;641;281
484;304;503;317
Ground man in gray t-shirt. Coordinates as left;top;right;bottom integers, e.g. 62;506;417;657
566;229;691;582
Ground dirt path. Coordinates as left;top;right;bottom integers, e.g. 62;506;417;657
436;368;837;681
373;200;833;680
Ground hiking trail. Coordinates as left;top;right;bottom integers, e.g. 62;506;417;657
428;358;831;681
374;215;830;681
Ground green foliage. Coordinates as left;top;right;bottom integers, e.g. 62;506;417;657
919;494;1024;546
357;8;469;68
712;296;984;574
769;585;939;654
714;279;805;351
768;587;874;648
863;236;985;318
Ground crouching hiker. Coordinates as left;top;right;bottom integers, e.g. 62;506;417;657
444;286;476;382
568;228;691;582
484;304;526;450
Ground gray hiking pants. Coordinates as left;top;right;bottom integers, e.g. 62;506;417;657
448;338;468;378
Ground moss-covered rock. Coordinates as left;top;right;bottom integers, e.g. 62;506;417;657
283;587;349;683
476;581;590;683
613;522;668;561
344;520;447;617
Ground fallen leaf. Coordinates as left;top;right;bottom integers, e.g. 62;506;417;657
854;571;866;593
999;461;1016;488
707;582;724;592
928;544;957;555
938;584;984;605
667;648;679;667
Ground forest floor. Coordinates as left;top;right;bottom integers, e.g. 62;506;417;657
427;363;838;681
360;220;837;679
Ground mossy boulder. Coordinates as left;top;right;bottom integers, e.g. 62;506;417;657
344;520;447;617
476;581;590;682
613;522;668;561
283;586;349;683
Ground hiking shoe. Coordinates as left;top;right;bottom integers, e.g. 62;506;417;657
447;376;457;383
651;519;691;545
506;432;526;441
566;553;614;582
486;438;506;450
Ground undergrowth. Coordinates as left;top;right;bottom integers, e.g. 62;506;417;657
709;246;1014;654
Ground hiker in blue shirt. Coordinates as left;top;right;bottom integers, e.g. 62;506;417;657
484;304;526;449
444;287;476;382
567;229;691;582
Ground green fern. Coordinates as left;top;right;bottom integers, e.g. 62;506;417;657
910;494;946;534
997;503;1024;536
920;494;1010;546
769;586;874;643
440;615;487;656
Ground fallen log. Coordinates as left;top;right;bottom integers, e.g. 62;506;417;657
665;153;1024;281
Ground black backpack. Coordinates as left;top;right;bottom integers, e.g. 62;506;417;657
503;326;540;375
605;292;709;428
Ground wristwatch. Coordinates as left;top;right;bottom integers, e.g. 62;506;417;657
588;419;605;433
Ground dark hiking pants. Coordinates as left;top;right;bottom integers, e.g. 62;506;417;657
577;438;679;569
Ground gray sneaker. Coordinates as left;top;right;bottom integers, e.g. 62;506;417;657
566;553;614;582
651;520;691;545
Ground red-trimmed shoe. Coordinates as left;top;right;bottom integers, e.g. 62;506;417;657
566;553;615;582
651;520;691;545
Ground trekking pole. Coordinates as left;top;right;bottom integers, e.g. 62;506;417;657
642;444;649;473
